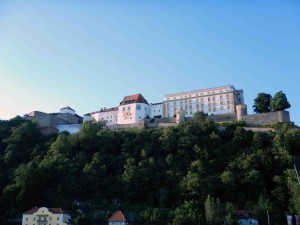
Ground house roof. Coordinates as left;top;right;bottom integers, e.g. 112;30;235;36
23;207;65;215
237;210;257;219
60;106;75;111
107;210;127;222
120;94;149;106
150;102;162;106
100;107;119;112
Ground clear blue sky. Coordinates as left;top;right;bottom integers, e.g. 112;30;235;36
0;0;299;125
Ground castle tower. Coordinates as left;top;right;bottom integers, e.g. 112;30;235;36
236;104;247;121
176;110;185;124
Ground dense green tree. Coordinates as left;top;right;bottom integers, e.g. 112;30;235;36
253;93;272;113
170;200;203;225
0;113;299;225
270;91;291;111
204;195;224;225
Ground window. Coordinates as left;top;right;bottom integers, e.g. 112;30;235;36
50;217;52;221
26;218;28;221
208;97;210;101
136;105;141;110
122;107;125;112
33;218;36;221
127;106;131;111
57;217;59;221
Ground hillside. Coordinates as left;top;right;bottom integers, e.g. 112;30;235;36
1;112;300;225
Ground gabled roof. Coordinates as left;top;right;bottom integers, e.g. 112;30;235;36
120;93;149;106
23;207;65;215
60;106;75;111
107;210;127;222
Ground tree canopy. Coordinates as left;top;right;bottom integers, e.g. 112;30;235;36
253;93;272;113
270;91;291;111
0;114;299;225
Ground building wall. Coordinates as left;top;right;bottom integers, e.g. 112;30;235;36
163;85;241;118
56;124;82;134
22;207;69;225
150;103;163;118
241;110;290;126
238;219;258;225
56;113;82;124
96;110;118;126
109;222;128;225
60;108;75;115
118;103;150;124
26;115;67;127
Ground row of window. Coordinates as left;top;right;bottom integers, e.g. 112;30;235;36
166;95;231;105
25;216;60;221
25;224;59;225
166;89;231;100
122;105;148;112
164;105;233;117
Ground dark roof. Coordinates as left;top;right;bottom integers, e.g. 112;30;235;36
84;110;99;116
120;94;149;105
23;207;65;215
100;107;118;112
84;107;118;116
107;210;127;222
60;106;75;111
237;210;257;219
150;102;162;106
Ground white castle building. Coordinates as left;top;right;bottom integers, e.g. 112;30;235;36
84;85;244;126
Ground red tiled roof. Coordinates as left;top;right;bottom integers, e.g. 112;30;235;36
107;210;127;222
23;207;65;215
60;106;75;111
120;94;149;105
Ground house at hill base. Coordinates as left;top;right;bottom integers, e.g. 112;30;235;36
237;210;259;225
107;210;128;225
22;207;72;225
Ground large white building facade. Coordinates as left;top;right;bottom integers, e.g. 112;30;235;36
84;85;244;126
163;85;244;117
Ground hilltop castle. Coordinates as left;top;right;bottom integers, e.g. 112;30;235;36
84;85;244;125
24;85;290;134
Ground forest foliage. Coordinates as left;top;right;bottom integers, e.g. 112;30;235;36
1;113;300;225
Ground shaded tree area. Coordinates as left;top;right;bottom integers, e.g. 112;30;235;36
0;113;299;224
